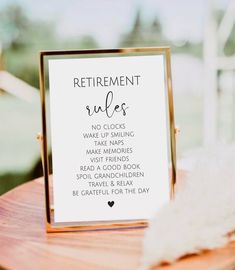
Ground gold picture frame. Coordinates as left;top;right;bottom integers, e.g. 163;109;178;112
38;47;177;233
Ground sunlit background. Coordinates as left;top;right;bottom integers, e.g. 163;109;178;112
0;0;235;194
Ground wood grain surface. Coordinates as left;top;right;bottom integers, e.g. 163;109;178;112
0;174;235;270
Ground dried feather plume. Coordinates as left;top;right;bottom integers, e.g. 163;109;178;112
141;145;235;270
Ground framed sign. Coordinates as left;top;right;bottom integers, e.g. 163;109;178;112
39;47;176;232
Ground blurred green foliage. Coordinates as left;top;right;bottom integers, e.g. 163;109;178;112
119;10;202;57
0;4;98;88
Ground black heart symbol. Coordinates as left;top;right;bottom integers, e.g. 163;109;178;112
108;201;114;207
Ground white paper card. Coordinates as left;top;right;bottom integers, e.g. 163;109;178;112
48;55;170;223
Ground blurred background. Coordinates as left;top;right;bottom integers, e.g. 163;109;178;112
0;0;235;194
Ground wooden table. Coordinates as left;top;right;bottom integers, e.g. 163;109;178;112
1;175;235;270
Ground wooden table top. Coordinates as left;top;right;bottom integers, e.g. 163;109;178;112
1;175;235;270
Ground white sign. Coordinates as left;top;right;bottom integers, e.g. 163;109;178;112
48;55;170;223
